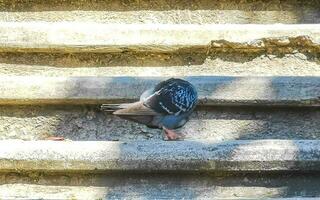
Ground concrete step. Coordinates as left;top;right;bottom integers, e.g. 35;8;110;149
1;173;320;199
0;140;319;173
1;0;319;24
0;76;319;106
0;23;318;53
1;105;320;141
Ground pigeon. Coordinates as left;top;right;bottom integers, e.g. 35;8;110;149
101;78;198;140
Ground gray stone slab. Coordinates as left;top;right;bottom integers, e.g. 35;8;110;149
0;23;318;52
0;76;320;106
0;140;320;172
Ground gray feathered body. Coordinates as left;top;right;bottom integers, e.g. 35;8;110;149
101;78;198;130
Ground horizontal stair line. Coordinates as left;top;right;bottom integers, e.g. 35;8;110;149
0;76;319;106
0;140;319;172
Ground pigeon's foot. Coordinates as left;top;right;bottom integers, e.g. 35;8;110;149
162;127;184;141
45;136;65;141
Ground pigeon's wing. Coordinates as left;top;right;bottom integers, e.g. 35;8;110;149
143;78;198;115
139;88;154;101
112;101;162;127
100;103;131;113
113;101;159;116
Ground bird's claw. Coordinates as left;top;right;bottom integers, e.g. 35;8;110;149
163;128;185;141
45;136;65;141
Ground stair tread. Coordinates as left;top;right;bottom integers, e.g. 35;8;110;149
0;139;319;172
0;76;319;106
0;23;318;53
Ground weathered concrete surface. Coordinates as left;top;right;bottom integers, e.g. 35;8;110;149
0;0;317;198
0;76;320;106
1;173;320;199
0;53;318;76
1;106;320;141
0;23;318;53
0;0;319;24
0;140;319;172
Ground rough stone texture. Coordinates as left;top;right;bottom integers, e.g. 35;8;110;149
0;23;318;53
1;76;320;106
0;140;319;172
0;0;319;24
1;173;320;199
0;53;318;76
1;106;320;141
0;174;320;200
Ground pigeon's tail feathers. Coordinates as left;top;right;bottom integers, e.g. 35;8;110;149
113;101;159;116
108;101;162;128
100;103;131;113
